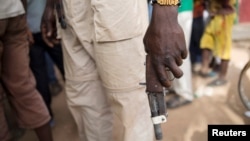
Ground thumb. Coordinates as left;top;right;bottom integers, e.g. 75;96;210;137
46;22;53;37
41;23;54;47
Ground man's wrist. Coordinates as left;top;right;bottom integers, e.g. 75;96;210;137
150;0;181;6
46;0;55;8
151;5;179;26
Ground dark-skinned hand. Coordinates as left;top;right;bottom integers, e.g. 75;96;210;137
27;28;34;46
217;0;235;15
41;0;60;48
143;5;187;88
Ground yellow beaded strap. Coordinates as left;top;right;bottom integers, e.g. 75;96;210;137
151;0;181;6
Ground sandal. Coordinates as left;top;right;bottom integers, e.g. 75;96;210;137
198;71;217;78
166;95;191;109
207;79;227;87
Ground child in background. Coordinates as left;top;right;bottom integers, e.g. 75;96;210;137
199;0;237;86
189;0;205;72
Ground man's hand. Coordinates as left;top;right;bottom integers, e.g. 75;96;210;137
27;28;34;46
41;0;60;47
217;0;235;15
217;7;234;15
143;5;187;88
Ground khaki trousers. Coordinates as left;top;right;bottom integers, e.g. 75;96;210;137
60;0;154;140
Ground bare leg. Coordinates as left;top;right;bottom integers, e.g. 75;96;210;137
218;59;229;80
200;48;212;74
34;122;53;141
207;59;229;86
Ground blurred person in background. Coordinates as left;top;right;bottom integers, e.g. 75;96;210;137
166;0;194;108
26;0;65;125
0;0;53;140
189;0;205;73
45;53;63;96
199;0;237;86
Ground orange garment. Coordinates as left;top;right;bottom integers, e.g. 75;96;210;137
193;0;205;18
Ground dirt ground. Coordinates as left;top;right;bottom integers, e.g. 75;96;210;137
16;25;250;141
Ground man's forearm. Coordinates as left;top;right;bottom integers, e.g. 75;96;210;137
151;4;179;18
150;5;179;36
46;0;55;8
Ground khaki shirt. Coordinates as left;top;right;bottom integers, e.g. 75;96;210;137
0;0;25;19
63;0;147;42
92;0;145;42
